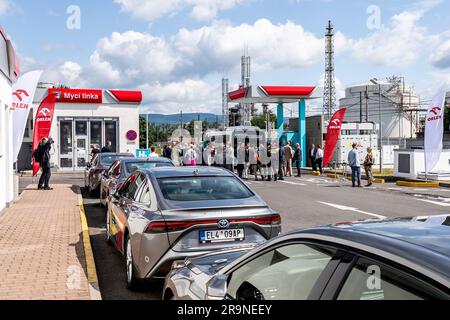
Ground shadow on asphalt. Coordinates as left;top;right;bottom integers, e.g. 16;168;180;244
81;187;164;300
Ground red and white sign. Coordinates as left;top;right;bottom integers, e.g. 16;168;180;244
425;88;446;174
323;108;347;168
32;93;57;176
126;130;138;141
48;88;103;104
12;70;43;162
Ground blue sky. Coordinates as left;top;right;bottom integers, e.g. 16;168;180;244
1;0;449;114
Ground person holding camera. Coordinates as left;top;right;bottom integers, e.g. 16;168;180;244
36;137;54;190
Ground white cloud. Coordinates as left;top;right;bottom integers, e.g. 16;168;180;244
0;0;9;15
86;19;342;87
351;4;438;66
114;0;248;22
186;0;247;21
430;39;450;69
139;79;221;113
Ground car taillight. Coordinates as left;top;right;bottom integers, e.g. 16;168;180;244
233;214;281;225
145;214;281;234
145;220;218;233
145;221;167;233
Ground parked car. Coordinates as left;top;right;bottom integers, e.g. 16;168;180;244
100;157;175;208
85;152;134;196
105;166;281;289
163;215;450;300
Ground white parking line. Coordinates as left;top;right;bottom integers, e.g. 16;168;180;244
247;180;263;185
318;201;386;219
415;198;450;207
279;180;307;186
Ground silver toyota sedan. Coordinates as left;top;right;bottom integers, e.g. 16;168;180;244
106;166;281;289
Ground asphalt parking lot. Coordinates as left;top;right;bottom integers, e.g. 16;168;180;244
19;172;450;300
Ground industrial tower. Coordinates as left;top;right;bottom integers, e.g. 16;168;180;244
222;77;229;129
323;20;336;121
240;55;253;125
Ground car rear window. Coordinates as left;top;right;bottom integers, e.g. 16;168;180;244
125;161;174;175
101;155;131;167
157;176;254;201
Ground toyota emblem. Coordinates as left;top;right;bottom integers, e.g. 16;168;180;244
218;219;230;229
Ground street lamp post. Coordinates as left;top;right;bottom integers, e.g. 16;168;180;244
146;113;149;150
370;79;383;174
378;83;383;174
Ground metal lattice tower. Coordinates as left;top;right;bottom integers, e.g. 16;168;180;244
240;55;252;125
323;20;336;121
222;78;229;129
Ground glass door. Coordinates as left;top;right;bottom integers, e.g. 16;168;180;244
75;120;89;169
59;120;73;169
105;120;118;152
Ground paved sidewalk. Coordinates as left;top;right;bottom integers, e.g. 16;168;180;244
0;184;100;300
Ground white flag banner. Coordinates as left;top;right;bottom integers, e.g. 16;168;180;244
12;70;43;163
424;88;446;174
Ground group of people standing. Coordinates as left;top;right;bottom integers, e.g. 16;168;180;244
307;142;375;188
175;140;303;182
348;143;375;188
240;141;302;182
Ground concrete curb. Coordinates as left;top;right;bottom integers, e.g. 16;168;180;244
75;186;102;300
396;181;440;188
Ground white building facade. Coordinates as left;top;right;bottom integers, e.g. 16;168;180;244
0;26;19;212
22;86;142;171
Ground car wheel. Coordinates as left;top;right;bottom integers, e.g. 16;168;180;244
88;179;94;197
125;234;139;290
99;184;105;207
105;212;112;246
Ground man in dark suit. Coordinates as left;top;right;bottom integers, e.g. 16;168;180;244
294;143;302;177
37;137;54;190
101;141;113;153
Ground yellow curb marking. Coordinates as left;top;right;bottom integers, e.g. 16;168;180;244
76;187;102;300
396;181;440;188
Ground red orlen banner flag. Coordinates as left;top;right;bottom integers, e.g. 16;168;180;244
323;108;347;167
32;92;57;176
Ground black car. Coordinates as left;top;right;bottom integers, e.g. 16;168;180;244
100;157;175;208
163;215;450;300
85;152;134;196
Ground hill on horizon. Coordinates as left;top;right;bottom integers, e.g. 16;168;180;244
139;113;222;124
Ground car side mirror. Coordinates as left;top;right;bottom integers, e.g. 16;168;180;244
205;274;228;300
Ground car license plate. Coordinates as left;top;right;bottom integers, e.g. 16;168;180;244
200;229;245;243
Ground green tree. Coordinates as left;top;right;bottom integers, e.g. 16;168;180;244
251;113;277;130
139;117;178;148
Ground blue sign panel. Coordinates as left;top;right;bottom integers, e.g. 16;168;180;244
136;149;151;158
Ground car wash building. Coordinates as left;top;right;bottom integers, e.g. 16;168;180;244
19;85;142;171
0;26;20;211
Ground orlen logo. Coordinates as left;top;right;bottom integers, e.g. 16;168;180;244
39;108;51;117
36;108;52;122
427;106;442;122
13;89;29;102
331;119;341;126
328;118;342;130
